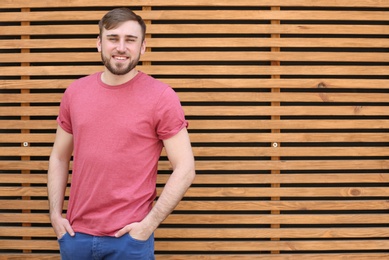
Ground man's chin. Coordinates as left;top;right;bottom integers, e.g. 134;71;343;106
107;65;132;76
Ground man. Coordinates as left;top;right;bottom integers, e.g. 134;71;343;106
47;8;195;259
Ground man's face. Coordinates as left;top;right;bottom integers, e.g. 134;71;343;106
97;20;145;76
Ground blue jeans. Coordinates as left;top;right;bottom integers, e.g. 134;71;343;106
58;232;155;260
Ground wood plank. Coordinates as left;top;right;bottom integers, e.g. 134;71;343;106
0;107;59;116
0;174;49;184
2;226;389;239
0;200;58;210
157;240;389;251
1;38;387;49
2;119;389;130
0;253;388;260
183;106;389;116
0;173;387;185
0;133;387;144
3;92;389;103
154;240;389;251
1;159;388;171
2;24;387;36
1;239;389;251
0;133;55;143
1;186;388;198
187;119;389;130
175;173;389;184
1;106;388;117
1;200;387;211
139;254;389;260
156;227;389;238
0;120;57;129
0;65;387;76
163;214;389;225
0;213;51;223
0;254;388;260
0;79;387;90
183;187;389;198
1;213;388;225
0;255;59;260
1;11;388;22
189;133;389;143
2;0;388;8
2;51;388;62
190;160;389;171
191;147;389;157
1;146;388;157
175;200;389;211
0;240;58;251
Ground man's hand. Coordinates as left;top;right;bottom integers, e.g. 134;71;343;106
114;222;153;241
50;215;75;239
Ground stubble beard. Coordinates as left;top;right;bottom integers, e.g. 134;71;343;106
101;51;140;76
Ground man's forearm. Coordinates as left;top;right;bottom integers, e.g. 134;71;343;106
142;167;195;232
47;158;70;218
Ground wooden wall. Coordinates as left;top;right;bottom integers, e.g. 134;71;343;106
1;0;388;259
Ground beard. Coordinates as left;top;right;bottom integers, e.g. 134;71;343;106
100;51;140;76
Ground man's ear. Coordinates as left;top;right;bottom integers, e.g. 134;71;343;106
140;40;146;55
97;36;101;52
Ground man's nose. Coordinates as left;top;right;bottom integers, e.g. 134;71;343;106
116;39;126;52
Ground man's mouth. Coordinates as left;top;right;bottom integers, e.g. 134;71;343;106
113;55;128;61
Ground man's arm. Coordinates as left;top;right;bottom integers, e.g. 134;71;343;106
115;127;196;239
47;125;75;238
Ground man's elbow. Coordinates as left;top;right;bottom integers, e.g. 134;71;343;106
186;162;196;185
188;167;196;184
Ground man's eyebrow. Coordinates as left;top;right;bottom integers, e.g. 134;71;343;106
105;34;138;38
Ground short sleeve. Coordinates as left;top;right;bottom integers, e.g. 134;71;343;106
154;87;188;140
56;89;73;134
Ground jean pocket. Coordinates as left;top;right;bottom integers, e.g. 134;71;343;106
127;233;149;244
58;232;69;242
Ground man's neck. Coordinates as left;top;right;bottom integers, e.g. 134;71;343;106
101;69;138;86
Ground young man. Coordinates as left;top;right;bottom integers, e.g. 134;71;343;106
47;8;195;259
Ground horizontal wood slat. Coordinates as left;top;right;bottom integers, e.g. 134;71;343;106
1;173;388;185
1;65;387;76
2;213;389;225
1;38;388;49
1;239;389;251
2;226;389;239
1;200;387;211
1;146;388;157
3;93;389;103
2;24;388;36
2;0;389;8
2;11;389;22
2;52;389;62
2;119;389;130
0;254;388;260
1;79;387;89
2;105;389;117
1;1;388;259
1;186;388;198
1;11;389;22
1;160;388;171
5;132;386;143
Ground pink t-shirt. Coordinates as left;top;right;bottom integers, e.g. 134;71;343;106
57;71;187;236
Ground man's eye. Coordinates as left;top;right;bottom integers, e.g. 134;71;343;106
108;38;118;42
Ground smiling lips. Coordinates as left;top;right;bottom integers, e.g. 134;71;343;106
113;55;128;61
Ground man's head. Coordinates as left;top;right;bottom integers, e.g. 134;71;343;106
97;8;146;77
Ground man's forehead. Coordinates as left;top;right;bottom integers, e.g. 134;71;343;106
102;20;142;36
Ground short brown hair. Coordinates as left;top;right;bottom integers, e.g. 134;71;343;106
98;8;146;41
